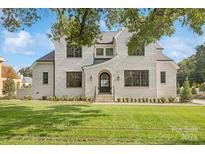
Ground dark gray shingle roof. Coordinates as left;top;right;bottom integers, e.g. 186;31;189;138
36;51;54;62
93;58;112;64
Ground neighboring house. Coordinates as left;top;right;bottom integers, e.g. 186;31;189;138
20;75;32;88
31;28;179;101
0;56;21;97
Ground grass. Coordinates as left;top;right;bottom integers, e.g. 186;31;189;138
0;100;205;144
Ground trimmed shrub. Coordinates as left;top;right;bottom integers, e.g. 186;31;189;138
134;98;137;103
157;98;161;103
24;95;32;100
153;98;156;103
125;97;129;102
168;97;175;103
149;98;153;103
117;98;120;102
138;98;141;103
145;98;149;103
160;97;166;103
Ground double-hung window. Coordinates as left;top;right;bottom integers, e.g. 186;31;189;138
160;71;166;83
43;72;48;84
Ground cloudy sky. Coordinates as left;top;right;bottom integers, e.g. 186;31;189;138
0;9;205;70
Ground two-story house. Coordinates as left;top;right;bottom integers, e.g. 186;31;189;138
31;28;178;101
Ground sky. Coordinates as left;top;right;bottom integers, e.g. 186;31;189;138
0;9;205;71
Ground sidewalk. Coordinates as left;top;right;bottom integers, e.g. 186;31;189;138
192;99;205;105
94;102;201;106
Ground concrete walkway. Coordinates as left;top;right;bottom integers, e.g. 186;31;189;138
192;99;205;106
94;102;201;106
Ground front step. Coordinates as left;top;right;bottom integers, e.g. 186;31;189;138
95;94;115;102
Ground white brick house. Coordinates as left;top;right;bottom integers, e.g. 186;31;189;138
31;28;178;101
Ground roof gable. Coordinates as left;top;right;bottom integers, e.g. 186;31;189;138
36;51;55;62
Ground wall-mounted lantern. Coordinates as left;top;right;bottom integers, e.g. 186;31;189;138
117;75;120;81
90;76;93;81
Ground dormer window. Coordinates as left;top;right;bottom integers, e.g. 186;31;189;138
106;48;113;56
96;48;104;56
67;45;82;57
129;45;145;56
95;47;114;57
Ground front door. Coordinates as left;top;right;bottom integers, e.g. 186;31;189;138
99;72;111;93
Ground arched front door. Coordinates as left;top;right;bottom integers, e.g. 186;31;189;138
99;72;111;93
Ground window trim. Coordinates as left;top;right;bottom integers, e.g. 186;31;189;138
43;72;48;85
66;71;82;88
95;47;114;58
160;71;166;84
124;70;149;87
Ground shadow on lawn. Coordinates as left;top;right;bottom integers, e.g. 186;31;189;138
0;104;106;137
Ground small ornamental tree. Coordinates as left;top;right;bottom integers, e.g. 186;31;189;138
199;83;205;94
180;79;193;102
2;78;16;98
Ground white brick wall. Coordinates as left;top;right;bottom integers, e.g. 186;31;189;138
32;28;178;99
32;62;54;99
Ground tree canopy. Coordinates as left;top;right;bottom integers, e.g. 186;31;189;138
1;8;205;53
177;43;205;86
18;67;32;77
1;65;20;79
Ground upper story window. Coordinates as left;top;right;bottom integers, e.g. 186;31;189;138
128;45;145;56
124;70;149;87
96;48;104;56
67;45;82;57
95;47;114;57
106;48;114;56
43;72;48;84
160;71;166;83
66;72;82;88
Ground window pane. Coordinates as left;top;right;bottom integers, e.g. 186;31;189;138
66;72;82;87
124;70;149;87
43;72;48;84
141;71;149;86
75;47;82;57
161;71;166;83
67;45;82;57
96;48;104;56
106;48;113;56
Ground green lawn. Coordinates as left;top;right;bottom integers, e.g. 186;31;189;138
0;100;205;144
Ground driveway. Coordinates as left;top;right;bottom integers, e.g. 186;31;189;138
192;99;205;105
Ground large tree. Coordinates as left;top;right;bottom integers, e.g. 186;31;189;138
177;43;205;86
18;67;32;77
1;8;205;53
